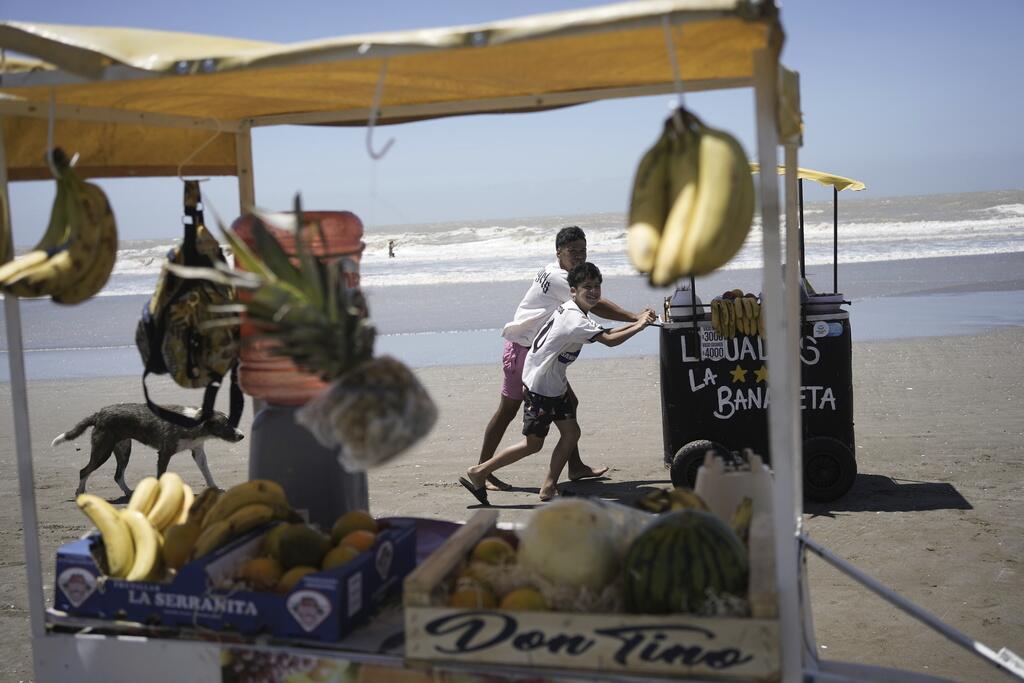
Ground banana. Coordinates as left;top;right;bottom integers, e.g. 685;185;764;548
757;299;766;338
733;297;745;335
676;120;756;276
76;493;134;578
724;294;733;337
121;509;162;581
710;299;721;336
51;179;118;305
651;124;701;286
0;189;10;266
201;480;288;529
185;487;222;527
745;297;758;336
627;129;671;273
163;521;202;570
637;489;670;513
0;174;72;294
192;519;234;559
177;484;195;526
4;165;117;302
146;472;186;532
731;496;753;547
223;503;278;535
127;476;160;515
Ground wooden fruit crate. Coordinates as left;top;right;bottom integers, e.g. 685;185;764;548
403;509;780;681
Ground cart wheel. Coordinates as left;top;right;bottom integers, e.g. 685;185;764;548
803;436;857;502
670;440;731;488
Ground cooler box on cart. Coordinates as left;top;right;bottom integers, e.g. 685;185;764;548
658;303;856;502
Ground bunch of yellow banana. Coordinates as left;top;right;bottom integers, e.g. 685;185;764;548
0;190;12;266
636;486;710;514
163;480;297;565
627;110;755;285
75;473;201;581
710;290;762;338
0;148;118;304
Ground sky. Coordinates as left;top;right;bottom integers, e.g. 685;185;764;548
3;0;1024;241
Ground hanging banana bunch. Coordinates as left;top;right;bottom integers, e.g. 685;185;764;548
0;148;118;305
627;109;755;285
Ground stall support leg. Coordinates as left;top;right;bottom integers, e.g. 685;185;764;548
0;126;47;645
754;50;802;683
234;122;265;416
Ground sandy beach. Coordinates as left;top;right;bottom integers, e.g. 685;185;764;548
1;327;1022;681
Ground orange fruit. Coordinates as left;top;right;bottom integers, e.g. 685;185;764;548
276;565;318;593
330;510;378;546
448;585;497;609
499;587;549;611
236;556;284;591
340;529;377;553
322;544;361;571
470;536;516;565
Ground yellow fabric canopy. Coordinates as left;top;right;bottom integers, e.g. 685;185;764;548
750;163;865;192
0;0;792;180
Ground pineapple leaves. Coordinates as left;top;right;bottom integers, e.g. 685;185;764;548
290;195;325;311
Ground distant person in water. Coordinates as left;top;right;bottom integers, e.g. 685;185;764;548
388;240;396;258
471;226;644;494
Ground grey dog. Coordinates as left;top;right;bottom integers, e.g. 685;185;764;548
52;403;244;497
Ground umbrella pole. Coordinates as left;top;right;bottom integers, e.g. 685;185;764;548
833;186;838;293
798;178;806;280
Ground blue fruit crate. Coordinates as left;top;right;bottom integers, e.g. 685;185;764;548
54;518;416;642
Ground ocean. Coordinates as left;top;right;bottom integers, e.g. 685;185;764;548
2;189;1023;381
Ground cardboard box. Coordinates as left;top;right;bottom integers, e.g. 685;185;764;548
54;518;415;642
403;510;780;681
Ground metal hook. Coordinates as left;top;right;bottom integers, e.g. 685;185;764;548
366;60;395;160
661;15;686;133
177;118;225;183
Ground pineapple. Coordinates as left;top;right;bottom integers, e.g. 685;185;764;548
170;196;436;469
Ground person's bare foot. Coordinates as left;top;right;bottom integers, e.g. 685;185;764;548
538;484;558;502
568;465;609;482
465;468;487;489
485;474;513;491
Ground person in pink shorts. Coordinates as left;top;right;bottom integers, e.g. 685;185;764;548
473;226;643;494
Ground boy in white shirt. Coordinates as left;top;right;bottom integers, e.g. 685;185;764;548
461;263;655;502
477;226;642;492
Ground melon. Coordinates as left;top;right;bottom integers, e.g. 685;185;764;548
624;509;748;614
516;499;619;591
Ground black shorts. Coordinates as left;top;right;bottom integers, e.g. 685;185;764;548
522;388;575;438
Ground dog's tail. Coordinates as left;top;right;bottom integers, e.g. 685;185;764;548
52;415;97;447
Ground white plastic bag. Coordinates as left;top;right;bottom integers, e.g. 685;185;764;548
296;355;437;471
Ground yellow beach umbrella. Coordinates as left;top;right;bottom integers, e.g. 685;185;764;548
750;163;866;192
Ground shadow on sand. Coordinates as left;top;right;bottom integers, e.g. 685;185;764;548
806;473;972;516
558;478;670;507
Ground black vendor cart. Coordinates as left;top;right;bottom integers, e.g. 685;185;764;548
659;167;865;502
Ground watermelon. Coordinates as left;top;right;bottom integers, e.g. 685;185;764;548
623;509;748;614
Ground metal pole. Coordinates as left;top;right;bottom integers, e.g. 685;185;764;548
0;123;48;646
754;51;802;683
798;178;806;280
688;273;697;320
802;535;1024;681
833;186;838;293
